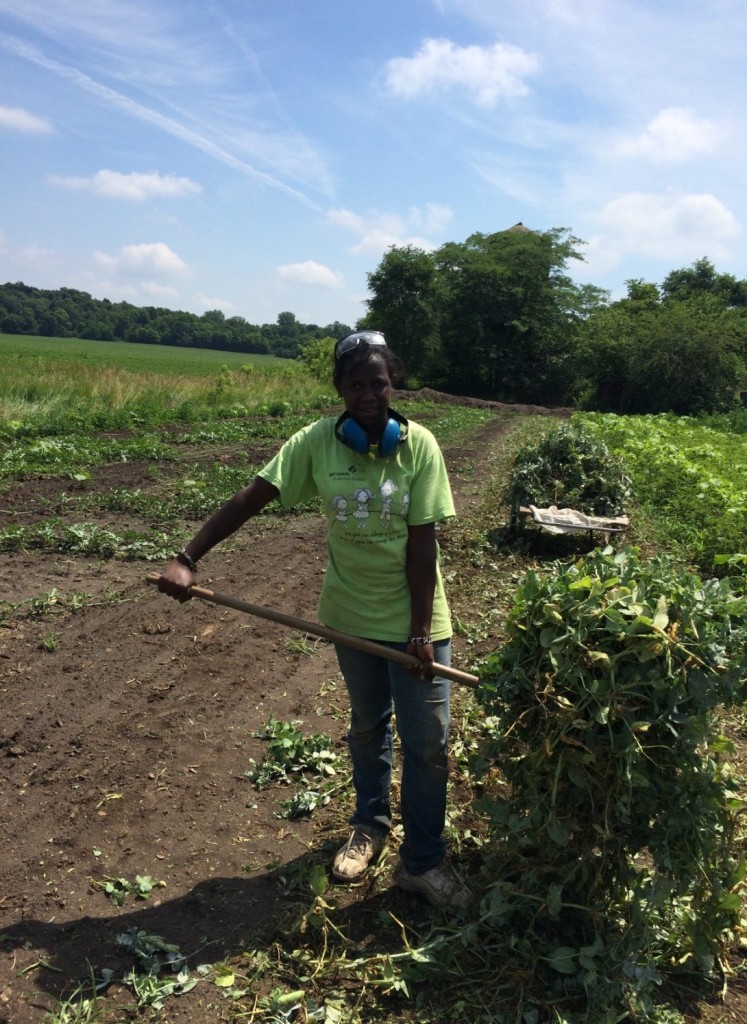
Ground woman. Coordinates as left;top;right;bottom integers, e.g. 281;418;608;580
157;331;471;909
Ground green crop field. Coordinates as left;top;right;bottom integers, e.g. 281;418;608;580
0;332;331;435
578;411;747;568
0;332;284;374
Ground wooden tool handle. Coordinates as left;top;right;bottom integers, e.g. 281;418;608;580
146;573;479;688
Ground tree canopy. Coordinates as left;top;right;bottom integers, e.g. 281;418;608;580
0;282;350;361
579;264;747;414
362;234;747;413
363;225;598;403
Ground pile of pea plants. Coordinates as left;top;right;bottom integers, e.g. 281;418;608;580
577;412;747;572
506;422;631;517
451;545;747;1023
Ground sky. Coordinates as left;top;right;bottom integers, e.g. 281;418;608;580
0;0;745;330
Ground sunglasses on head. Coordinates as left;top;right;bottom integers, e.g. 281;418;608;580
334;331;387;360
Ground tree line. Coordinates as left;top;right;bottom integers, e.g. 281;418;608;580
361;225;747;414
3;223;747;414
0;281;350;361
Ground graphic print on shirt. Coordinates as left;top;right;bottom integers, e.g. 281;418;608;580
351;487;376;528
379;478;398;524
329;480;410;531
332;495;348;522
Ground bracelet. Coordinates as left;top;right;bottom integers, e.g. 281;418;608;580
175;549;198;572
408;635;432;646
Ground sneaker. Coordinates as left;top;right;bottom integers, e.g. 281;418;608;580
393;860;472;909
332;827;386;882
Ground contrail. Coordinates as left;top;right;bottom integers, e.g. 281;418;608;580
0;31;325;213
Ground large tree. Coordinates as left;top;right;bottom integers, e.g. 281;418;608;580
661;257;747;308
624;303;744;414
434;226;587;402
364;225;591;402
362;245;441;383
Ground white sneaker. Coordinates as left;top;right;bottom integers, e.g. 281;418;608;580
332;827;386;882
393;860;472;909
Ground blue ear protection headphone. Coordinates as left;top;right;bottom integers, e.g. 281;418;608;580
335;409;408;457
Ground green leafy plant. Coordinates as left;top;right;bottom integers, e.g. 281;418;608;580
0;589;92;628
298;335;336;382
245;717;341;789
578;412;747;571
245;717;345;819
472;545;747;1019
0;522;175;561
40;628;61;652
92;874;165;907
1;433;177;483
44;979;104;1024
116;929;196;1010
507;423;631;515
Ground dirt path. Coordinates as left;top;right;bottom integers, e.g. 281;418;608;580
0;404;536;1022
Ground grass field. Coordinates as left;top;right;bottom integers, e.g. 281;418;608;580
0;332;330;434
0;333;285;374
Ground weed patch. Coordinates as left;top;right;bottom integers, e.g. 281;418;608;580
245;717;349;820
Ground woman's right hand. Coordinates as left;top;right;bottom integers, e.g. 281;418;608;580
157;559;195;602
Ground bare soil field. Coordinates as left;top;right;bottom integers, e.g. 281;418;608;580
1;399;745;1024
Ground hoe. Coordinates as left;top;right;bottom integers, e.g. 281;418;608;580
146;573;479;687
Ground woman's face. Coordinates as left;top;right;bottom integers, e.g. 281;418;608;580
336;352;393;438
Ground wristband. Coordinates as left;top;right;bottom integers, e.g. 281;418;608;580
408;635;432;646
175;549;198;572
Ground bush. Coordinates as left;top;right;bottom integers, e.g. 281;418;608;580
473;546;747;1019
298;336;336;383
507;424;631;515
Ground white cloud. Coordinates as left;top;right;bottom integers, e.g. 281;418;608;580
0;234;57;269
350;229;436;257
471;157;544;206
1;34;326;210
384;38;539;107
327;203;453;257
85;279;139;301
5;244;59;276
614;107;721;164
407;202;453;234
596;191;740;261
276;261;345;289
194;293;236;313
139;281;179;300
94;242;189;277
49;169;202;200
0;104;53;133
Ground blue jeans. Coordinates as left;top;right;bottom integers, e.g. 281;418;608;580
333;639;451;875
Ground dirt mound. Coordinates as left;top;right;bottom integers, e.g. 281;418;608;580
399;386;572;417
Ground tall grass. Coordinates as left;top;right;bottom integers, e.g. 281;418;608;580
0;335;332;434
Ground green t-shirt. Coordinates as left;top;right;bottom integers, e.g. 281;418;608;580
259;416;455;642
